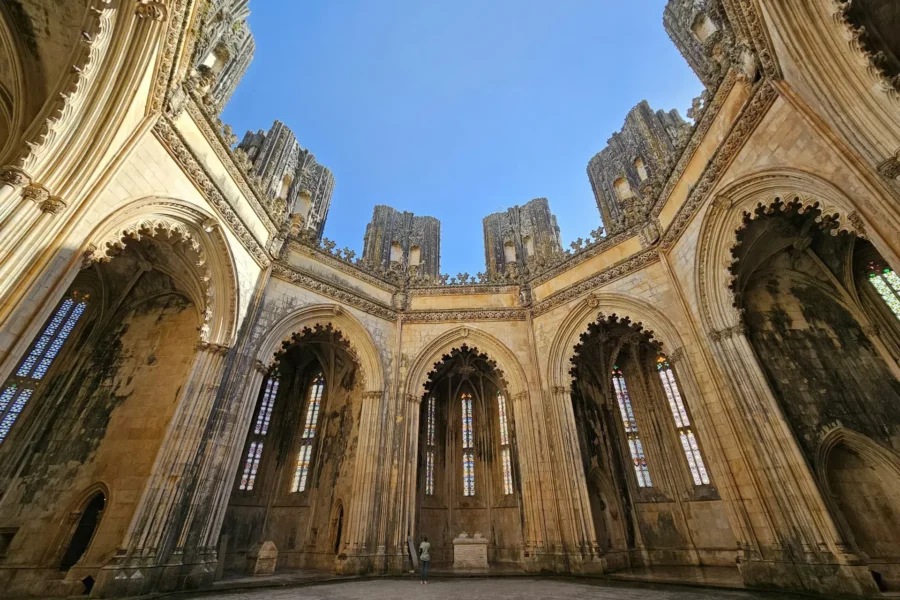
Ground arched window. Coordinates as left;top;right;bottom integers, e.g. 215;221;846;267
238;373;280;491
0;292;89;445
523;236;535;257
613;177;633;201
868;263;900;319
656;357;710;485
497;391;513;495
409;245;422;267
291;372;325;492
461;392;475;496
691;13;718;43
611;366;652;488
60;492;105;571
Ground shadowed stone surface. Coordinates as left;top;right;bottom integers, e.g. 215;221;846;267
185;578;811;600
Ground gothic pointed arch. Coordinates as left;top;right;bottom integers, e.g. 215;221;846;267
546;291;689;391
256;304;385;395
405;326;529;402
695;168;895;335
81;197;241;346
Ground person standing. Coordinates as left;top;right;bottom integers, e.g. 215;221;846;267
419;536;431;584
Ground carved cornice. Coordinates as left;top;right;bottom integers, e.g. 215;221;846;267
272;262;397;322
527;229;637;287
22;183;51;204
153;117;272;267
408;283;519;297
196;340;230;356
400;308;527;324
40;196;67;215
287;239;398;292
150;0;192;114
709;322;748;342
531;248;660;317
183;96;277;234
653;71;738;221
0;166;31;188
660;81;778;250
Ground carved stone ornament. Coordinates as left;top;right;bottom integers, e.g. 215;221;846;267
136;0;167;21
846;211;868;239
22;183;51;205
40;196;67;215
1;166;30;188
876;152;900;180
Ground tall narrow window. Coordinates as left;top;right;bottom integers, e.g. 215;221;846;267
611;366;652;488
0;293;88;445
425;395;436;496
461;392;475;496
657;357;710;486
291;373;325;493
497;391;513;495
238;374;280;491
868;263;900;320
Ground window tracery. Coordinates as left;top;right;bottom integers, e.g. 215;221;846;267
291;372;325;493
425;395;436;496
0;293;89;445
611;366;652;488
461;392;475;496
868;263;900;320
497;390;513;495
656;357;709;486
238;374;280;491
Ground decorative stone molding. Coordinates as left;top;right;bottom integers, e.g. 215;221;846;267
362;391;383;402
401;308;527;324
709;323;748;342
287;239;398;292
153;118;272;267
39;196;67;215
0;166;31;188
846;211;868;239
22;183;51;205
667;347;685;364
136;0;167;21
876;152;900;180
184;97;278;234
271;263;397;322
150;0;192;114
532;248;660;317
197;341;230;356
661;81;778;251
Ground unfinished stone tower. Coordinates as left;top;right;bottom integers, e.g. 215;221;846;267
237;121;334;241
362;205;441;278
482;198;563;278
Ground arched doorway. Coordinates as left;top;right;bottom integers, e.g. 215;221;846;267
415;345;524;567
730;199;900;585
222;325;362;573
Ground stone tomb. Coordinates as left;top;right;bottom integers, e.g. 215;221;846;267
452;532;488;571
245;541;278;576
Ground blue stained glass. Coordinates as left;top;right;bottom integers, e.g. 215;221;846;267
501;447;513;495
253;377;279;435
426;396;436;446
0;389;33;444
657;357;710;486
425;450;435;496
239;441;264;491
463;450;475;496
302;375;324;439
17;299;73;377
32;301;86;380
0;385;16;414
292;444;313;492
461;393;473;449
612;368;652;488
497;391;510;445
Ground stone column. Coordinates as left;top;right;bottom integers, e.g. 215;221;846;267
94;341;230;597
543;385;602;572
709;324;879;596
386;393;420;574
339;389;385;574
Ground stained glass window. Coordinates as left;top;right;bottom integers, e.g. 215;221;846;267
425;396;436;496
238;373;280;491
612;366;652;488
461;393;475;496
497;391;513;495
292;373;325;492
0;293;88;446
868;264;900;320
657;357;710;486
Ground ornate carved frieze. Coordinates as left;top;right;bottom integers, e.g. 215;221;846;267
527;228;636;287
407;283;519;297
400;308;527;324
286;239;398;292
531;248;660;317
184;97;278;234
153;117;272;267
709;322;748;342
150;0;191;114
272;263;397;322
660;81;778;250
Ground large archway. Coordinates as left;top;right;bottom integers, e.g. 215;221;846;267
414;344;525;568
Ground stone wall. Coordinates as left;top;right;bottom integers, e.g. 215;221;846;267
362;205;441;279
482;198;562;278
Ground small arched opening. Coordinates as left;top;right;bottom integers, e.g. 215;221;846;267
60;492;105;571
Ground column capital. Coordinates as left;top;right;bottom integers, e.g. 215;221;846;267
22;183;51;204
136;0;167;22
362;390;383;402
39;196;67;215
195;340;230;355
667;347;685;364
1;166;31;188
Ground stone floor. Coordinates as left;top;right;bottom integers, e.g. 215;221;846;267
184;577;813;600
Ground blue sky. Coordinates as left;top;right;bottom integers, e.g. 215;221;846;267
222;0;703;276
